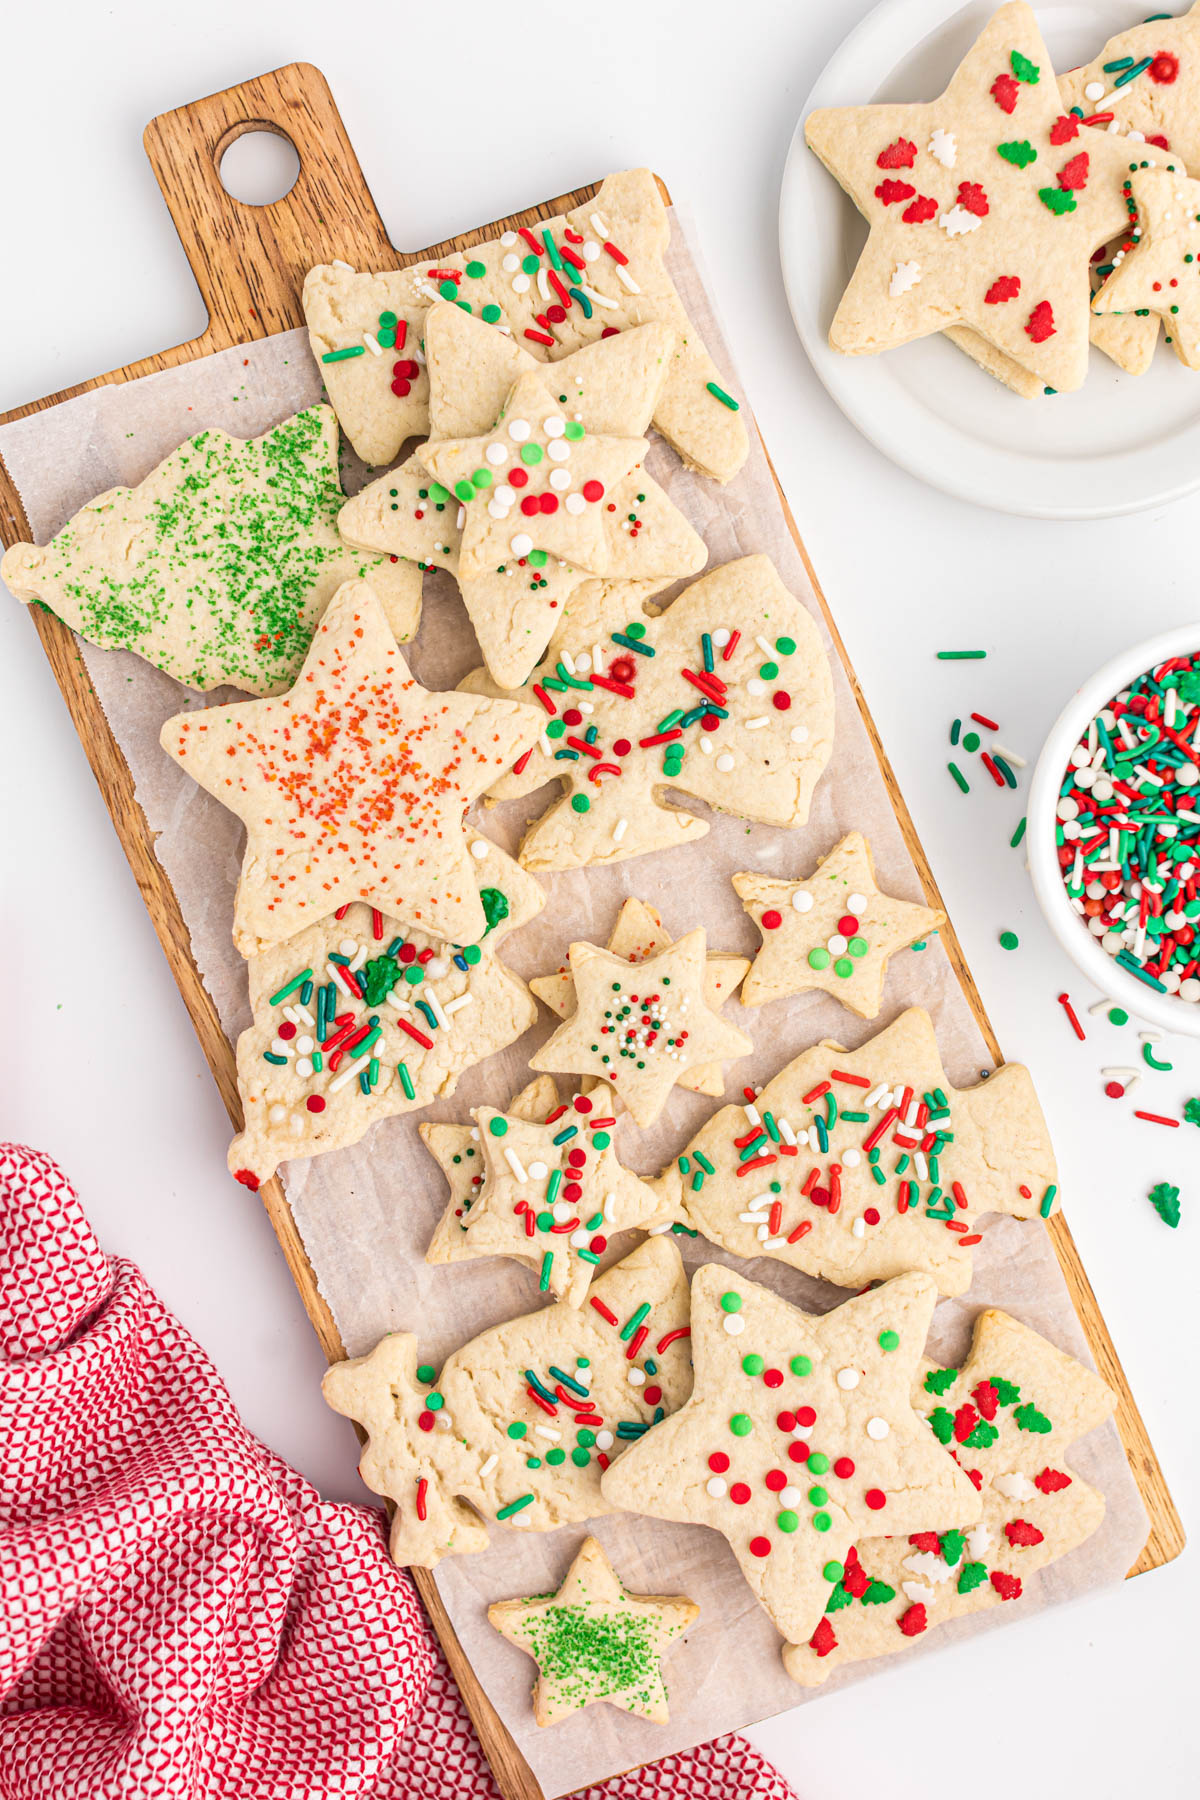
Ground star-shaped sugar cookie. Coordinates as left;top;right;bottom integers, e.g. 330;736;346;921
804;1;1131;391
423;1078;674;1305
783;1308;1115;1685
530;929;754;1127
530;897;750;1096
600;1269;982;1650
1092;163;1200;367
160;580;543;956
488;1535;699;1726
733;832;943;1018
1;405;421;696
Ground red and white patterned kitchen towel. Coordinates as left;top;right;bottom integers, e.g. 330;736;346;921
0;1145;797;1800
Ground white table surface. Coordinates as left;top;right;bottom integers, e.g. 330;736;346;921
1;2;1194;1794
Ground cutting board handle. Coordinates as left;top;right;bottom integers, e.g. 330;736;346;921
142;63;395;349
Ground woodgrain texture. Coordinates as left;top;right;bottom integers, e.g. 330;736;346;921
0;59;1182;1800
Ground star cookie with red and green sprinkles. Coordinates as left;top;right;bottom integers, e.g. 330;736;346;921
468;555;835;873
422;1079;675;1306
733;831;944;1018
227;848;543;1189
1092;163;1200;369
337;307;707;691
531;895;750;1098
656;1006;1056;1296
530;929;754;1129
783;1306;1114;1684
160;580;543;957
0;404;422;696
488;1535;698;1726
303;169;748;481
601;1269;981;1650
322;1234;693;1568
804;1;1131;392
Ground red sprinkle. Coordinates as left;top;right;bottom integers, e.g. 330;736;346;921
1133;1110;1179;1128
1056;992;1086;1041
590;1298;618;1325
416;1477;428;1521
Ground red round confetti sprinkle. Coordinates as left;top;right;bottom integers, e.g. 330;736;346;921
539;492;558;514
642;1383;661;1405
567;1148;587;1167
700;712;721;731
394;360;418;378
399;944;417;963
277;1021;297;1040
1150;50;1179;83
563;708;583;726
564;1183;583;1204
508;467;528;488
708;1451;730;1473
306;1095;326;1114
573;1094;593;1113
610;658;636;683
864;1488;887;1511
546;304;566;324
589;1236;608;1256
762;1368;784;1389
749;1536;771;1558
833;1457;855;1480
796;1406;816;1427
761;909;783;931
730;1483;752;1506
764;1469;787;1493
613;738;632;756
864;1207;880;1226
787;1441;810;1463
520;495;540;516
391;378;411;397
837;915;859;936
811;1186;830;1208
582;480;605;502
772;692;791;711
1104;1080;1125;1099
417;1411;435;1433
776;1410;796;1432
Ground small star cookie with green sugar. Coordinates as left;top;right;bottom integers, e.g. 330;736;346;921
530;929;754;1128
600;1269;981;1651
804;0;1131;392
423;1078;675;1305
531;896;750;1097
488;1535;699;1726
783;1307;1115;1684
1092;164;1200;367
1;404;421;696
733;832;944;1018
159;580;543;956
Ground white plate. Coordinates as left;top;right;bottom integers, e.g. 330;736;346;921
780;0;1200;518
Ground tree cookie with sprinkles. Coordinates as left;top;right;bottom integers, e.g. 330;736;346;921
530;929;754;1129
321;1235;693;1568
656;1007;1056;1296
303;169;748;482
469;556;835;872
337;308;707;691
531;896;750;1098
228;850;543;1190
601;1269;981;1651
783;1308;1115;1685
160;581;543;957
1092;163;1200;368
488;1535;698;1727
734;831;943;1018
804;1;1131;393
422;1078;676;1306
1;405;421;696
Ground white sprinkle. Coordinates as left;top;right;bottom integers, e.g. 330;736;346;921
329;1051;373;1095
331;259;355;272
744;716;769;731
792;890;813;913
470;839;489;860
889;259;922;297
504;1148;528;1183
722;1315;746;1335
836;1367;860;1390
707;1476;728;1498
628;1367;646;1386
615;263;641;293
596;1430;614;1450
902;1580;935;1605
363;332;383;356
852;1218;866;1239
613;818;629;842
866;1416;889;1440
443;994;473;1016
994;1471;1035;1500
479;1453;499;1480
716;752;736;772
579;283;619;309
535;1424;561;1441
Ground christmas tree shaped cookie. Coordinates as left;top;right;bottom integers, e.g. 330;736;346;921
1092;164;1200;368
228;844;543;1190
304;169;748;481
322;1235;693;1568
470;556;835;872
338;308;707;691
422;1078;675;1305
601;1269;981;1650
656;1007;1056;1296
1;406;421;695
160;581;543;956
530;929;754;1128
733;832;943;1018
531;896;750;1097
488;1536;699;1726
783;1308;1116;1684
804;2;1131;393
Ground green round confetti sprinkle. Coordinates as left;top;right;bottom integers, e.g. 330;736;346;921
776;1510;799;1533
536;1211;554;1232
570;793;590;813
472;467;493;489
379;310;398;328
425;1391;444;1412
729;1413;753;1437
834;958;854;979
576;1429;596;1447
546;718;566;739
848;936;869;957
519;443;544;465
403;966;424;986
416;1364;436;1384
807;1486;828;1506
525;1456;542;1469
812;1512;832;1532
759;661;779;681
546;1447;566;1466
790;1354;812;1377
527;549;548;567
720;1291;743;1313
463;944;482;966
776;636;796;656
521;254;539;273
878;1330;899;1352
577;1357;590;1368
1109;1007;1128;1025
466;260;486;279
625;621;647;638
807;1451;830;1475
999;930;1019;951
808;948;831;970
378;329;395;349
438;280;458;301
454;479;474;504
571;1447;591;1467
741;1353;765;1376
506;1421;526;1439
481;304;502;323
823;1560;845;1582
592;1131;611;1149
488;1117;508;1137
564;420;585;440
963;731;981;753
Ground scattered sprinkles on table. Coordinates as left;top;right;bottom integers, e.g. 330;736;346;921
1148;1181;1181;1228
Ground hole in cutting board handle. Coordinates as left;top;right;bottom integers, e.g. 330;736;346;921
217;126;301;206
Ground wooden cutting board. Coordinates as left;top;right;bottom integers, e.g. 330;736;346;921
0;60;1183;1800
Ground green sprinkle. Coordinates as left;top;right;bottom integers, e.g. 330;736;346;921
948;762;971;794
322;345;365;362
999;931;1019;951
495;1494;534;1521
878;1330;899;1352
539;1250;554;1291
1010;816;1027;848
729;1413;753;1436
937;651;986;660
706;381;739;410
790;1354;812;1377
1039;1184;1058;1218
620;1302;651;1342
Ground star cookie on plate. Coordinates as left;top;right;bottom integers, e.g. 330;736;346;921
1092;163;1200;367
530;896;749;1096
530;929;754;1127
733;831;943;1018
600;1268;982;1650
159;580;543;956
1;405;421;696
804;0;1131;392
488;1535;699;1726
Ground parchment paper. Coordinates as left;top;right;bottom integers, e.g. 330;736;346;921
0;213;1148;1799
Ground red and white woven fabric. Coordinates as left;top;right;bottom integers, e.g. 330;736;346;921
0;1145;797;1800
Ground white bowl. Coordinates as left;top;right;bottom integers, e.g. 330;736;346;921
1028;626;1200;1038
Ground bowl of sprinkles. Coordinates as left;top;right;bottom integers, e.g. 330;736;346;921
1029;627;1200;1037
